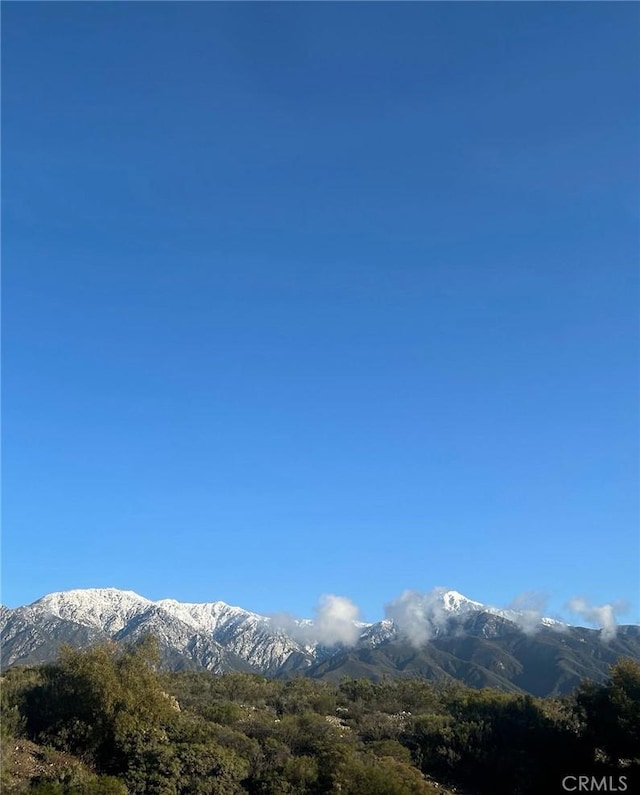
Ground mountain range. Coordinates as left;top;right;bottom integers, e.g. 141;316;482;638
2;588;639;697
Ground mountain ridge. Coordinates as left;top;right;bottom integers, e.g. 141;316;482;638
2;587;638;697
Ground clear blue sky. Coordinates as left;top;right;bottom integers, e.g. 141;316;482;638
3;2;638;622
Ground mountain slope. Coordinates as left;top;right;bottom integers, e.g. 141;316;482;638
1;589;313;674
307;622;640;696
2;588;638;696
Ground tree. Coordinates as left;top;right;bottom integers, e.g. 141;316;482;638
22;639;178;789
576;657;640;765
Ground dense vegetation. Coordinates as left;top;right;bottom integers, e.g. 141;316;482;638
1;638;638;794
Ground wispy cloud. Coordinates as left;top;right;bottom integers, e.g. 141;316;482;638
270;594;361;647
507;591;550;635
384;587;460;647
271;587;629;649
566;597;628;642
314;594;361;646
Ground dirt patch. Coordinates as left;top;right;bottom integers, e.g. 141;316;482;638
3;739;94;791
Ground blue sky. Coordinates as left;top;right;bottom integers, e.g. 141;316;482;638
3;3;638;623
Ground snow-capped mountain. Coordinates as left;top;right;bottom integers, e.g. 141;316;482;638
0;587;562;668
1;588;314;674
2;587;637;696
1;586;560;669
0;587;486;670
30;589;154;634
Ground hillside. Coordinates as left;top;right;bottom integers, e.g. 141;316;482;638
1;641;638;794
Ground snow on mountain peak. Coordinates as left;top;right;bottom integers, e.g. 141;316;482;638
439;590;484;613
32;588;153;633
23;586;565;654
155;599;264;635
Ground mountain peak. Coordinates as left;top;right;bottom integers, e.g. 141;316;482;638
32;588;152;633
438;589;484;612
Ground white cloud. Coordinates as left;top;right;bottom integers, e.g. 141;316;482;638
314;594;361;646
507;591;549;635
384;587;457;647
566;597;628;642
269;594;361;648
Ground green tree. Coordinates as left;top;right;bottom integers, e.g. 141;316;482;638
575;657;640;765
21;640;178;791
